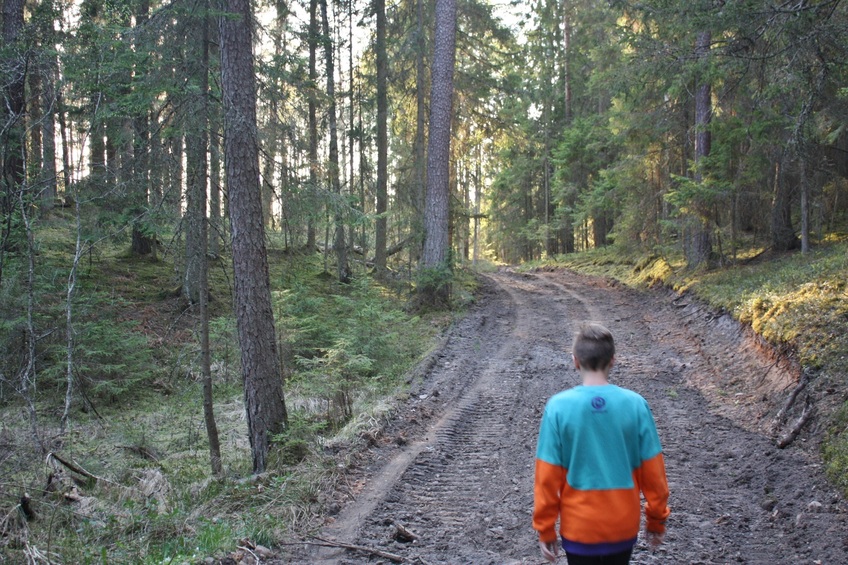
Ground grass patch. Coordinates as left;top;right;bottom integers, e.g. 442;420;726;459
824;403;848;495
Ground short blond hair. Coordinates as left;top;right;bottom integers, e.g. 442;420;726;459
572;323;615;371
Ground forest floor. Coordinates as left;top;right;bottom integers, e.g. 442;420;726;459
272;268;848;565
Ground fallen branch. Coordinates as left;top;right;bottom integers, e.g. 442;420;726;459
46;452;113;485
777;397;815;449
311;536;405;563
772;371;810;433
368;237;412;264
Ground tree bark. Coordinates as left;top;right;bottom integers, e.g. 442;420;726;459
28;67;44;196
374;0;388;275
320;0;350;283
686;30;713;268
261;130;276;230
63;181;83;434
19;193;44;453
131;0;155;256
562;0;572;125
40;37;59;211
201;2;222;473
771;155;799;251
219;0;288;473
209;58;223;259
2;0;26;202
419;0;457;307
413;0;427;259
184;8;210;305
307;0;319;251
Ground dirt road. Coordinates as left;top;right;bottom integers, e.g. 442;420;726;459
299;269;848;564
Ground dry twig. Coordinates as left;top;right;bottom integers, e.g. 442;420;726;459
310;536;406;563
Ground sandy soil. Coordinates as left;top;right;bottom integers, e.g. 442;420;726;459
284;268;848;564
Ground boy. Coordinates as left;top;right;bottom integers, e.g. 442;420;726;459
533;323;670;564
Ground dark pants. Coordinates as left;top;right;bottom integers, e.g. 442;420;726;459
565;548;632;565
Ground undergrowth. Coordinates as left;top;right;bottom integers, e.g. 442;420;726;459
0;223;448;563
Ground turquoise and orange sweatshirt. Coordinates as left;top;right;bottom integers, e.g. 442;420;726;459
533;384;670;556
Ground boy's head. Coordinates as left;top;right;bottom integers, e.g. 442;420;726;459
572;323;615;371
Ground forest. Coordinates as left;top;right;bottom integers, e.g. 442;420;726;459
1;0;848;562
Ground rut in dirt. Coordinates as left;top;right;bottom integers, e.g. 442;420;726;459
304;270;848;565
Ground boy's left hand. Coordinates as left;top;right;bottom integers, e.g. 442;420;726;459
539;540;559;562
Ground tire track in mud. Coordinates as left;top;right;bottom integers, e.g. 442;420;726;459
300;269;848;565
315;271;595;564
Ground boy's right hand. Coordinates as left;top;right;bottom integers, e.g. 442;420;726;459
539;540;559;562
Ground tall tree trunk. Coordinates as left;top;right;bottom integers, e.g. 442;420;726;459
261;123;277;230
41;52;58;211
2;0;26;206
373;0;388;274
771;155;798;251
19;193;44;453
321;0;350;283
89;111;106;186
106;128;118;187
562;0;572;125
348;0;360;255
132;0;155;256
198;0;222;476
220;0;289;474
686;30;713;268
209;29;223;260
413;0;426;259
800;156;810;253
62;181;83;434
307;0;319;251
209;123;223;258
184;7;210;305
167;133;183;219
28;68;44;195
57;92;71;193
543;94;553;256
419;0;457;307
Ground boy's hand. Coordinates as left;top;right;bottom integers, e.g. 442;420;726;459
539;540;559;562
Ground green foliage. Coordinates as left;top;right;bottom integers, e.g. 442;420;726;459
271;411;328;466
824;402;848;494
74;318;158;399
416;263;454;308
665;174;732;220
278;275;432;428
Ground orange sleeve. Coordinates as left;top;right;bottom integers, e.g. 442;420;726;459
636;453;670;533
533;459;566;543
